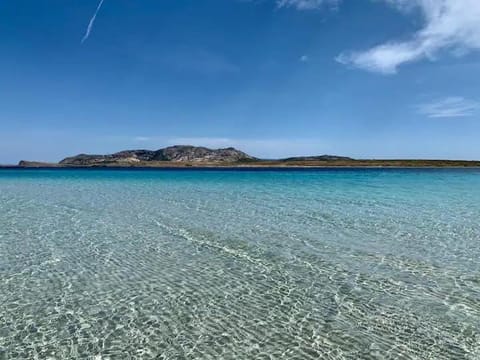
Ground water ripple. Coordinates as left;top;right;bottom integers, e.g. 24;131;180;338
0;169;479;359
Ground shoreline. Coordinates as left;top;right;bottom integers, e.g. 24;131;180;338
3;158;480;170
2;164;480;170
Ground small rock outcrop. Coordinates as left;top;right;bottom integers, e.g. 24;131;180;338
17;160;58;167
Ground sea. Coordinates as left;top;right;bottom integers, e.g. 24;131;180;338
0;168;479;359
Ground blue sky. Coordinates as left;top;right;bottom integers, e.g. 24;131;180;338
1;0;480;163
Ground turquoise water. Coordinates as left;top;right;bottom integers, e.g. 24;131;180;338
1;169;479;359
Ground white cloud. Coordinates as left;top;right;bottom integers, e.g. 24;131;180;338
133;136;150;142
300;55;309;62
277;0;340;10
166;137;233;148
165;137;330;158
416;97;479;118
337;0;480;74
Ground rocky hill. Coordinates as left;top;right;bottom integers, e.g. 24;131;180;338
58;146;256;166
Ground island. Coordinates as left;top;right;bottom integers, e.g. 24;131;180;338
9;145;480;168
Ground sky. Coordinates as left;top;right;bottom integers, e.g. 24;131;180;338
1;0;480;163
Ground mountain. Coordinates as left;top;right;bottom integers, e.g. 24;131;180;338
58;146;256;166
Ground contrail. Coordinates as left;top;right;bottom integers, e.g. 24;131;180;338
81;0;105;43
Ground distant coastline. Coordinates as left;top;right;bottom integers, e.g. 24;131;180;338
4;162;480;169
5;145;480;168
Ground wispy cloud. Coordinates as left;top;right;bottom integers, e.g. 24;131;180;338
81;0;105;43
111;136;329;158
337;0;480;74
277;0;340;10
300;55;309;62
416;97;479;118
165;137;330;158
133;136;151;142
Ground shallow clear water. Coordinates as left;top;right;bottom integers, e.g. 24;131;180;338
1;168;479;359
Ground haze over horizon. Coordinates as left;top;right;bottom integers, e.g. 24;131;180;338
1;0;480;163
